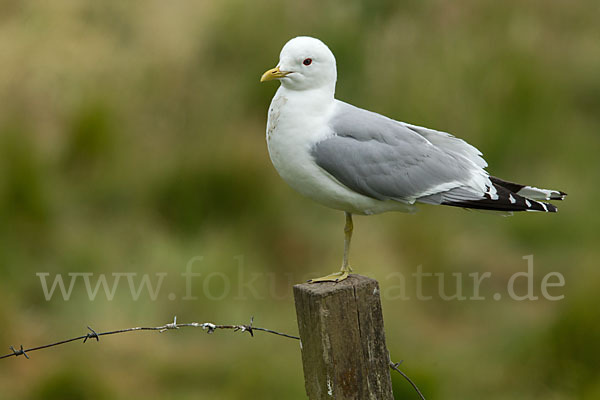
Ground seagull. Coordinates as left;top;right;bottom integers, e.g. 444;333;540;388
260;36;566;283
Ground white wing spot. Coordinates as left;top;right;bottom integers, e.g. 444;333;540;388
509;194;516;204
525;199;532;207
487;185;499;200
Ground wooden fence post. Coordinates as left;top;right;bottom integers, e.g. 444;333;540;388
293;274;394;399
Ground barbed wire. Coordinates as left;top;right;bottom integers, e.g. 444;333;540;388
0;315;425;399
0;316;295;360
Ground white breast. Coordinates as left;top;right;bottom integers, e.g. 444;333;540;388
265;88;414;215
266;89;332;201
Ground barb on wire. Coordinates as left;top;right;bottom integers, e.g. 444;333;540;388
83;326;99;343
390;359;426;400
0;316;299;361
9;345;29;359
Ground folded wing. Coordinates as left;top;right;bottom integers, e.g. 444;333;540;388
312;101;562;212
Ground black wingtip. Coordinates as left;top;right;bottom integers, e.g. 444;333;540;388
443;183;560;213
554;191;568;200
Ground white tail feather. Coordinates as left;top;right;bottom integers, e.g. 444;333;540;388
517;186;566;201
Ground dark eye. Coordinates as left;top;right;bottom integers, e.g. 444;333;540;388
303;58;312;66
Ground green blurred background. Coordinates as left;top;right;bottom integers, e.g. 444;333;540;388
0;0;599;399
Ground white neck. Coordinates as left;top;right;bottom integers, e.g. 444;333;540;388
276;84;335;116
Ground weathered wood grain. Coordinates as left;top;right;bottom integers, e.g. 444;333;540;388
294;275;394;399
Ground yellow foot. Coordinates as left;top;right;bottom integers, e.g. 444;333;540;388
308;271;350;283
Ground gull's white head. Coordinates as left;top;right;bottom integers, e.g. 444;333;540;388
261;36;337;92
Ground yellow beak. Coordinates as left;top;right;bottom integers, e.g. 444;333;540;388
260;66;290;82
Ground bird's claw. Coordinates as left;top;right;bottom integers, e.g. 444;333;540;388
307;270;350;283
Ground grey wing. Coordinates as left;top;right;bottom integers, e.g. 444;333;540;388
402;123;488;169
312;101;491;204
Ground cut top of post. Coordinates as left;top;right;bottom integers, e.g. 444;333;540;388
294;274;379;296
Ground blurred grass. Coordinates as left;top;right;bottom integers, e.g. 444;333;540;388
0;0;599;398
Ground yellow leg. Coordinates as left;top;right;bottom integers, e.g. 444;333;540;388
308;212;353;283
